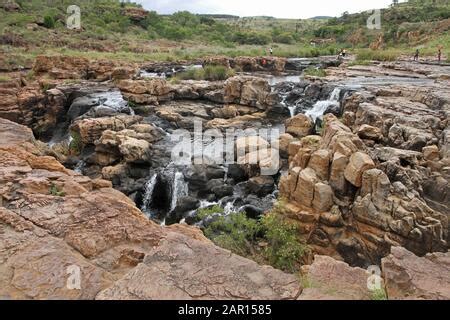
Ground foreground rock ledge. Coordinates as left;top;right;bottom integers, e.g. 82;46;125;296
0;118;300;300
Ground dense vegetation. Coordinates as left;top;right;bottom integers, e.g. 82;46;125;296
315;0;449;47
198;201;310;273
173;65;236;81
0;0;448;66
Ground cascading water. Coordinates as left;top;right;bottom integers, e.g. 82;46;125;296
305;87;341;123
141;174;158;216
170;171;189;212
74;160;86;174
140;167;189;221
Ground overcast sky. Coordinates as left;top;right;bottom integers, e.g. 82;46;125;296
133;0;403;19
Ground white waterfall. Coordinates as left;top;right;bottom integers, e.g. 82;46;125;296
305;87;341;123
141;174;158;213
74;160;86;174
170;171;189;212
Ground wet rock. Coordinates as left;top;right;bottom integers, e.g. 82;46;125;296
240;205;265;219
67;96;101;120
227;164;249;183
0;117;302;300
166;197;201;225
211;185;234;199
246;176;275;197
267;103;291;119
185;165;225;191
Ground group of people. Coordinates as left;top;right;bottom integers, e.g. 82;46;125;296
266;46;443;63
414;46;444;63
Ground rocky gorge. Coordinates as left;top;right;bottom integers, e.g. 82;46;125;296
0;53;449;300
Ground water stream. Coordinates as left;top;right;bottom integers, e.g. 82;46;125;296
305;87;341;123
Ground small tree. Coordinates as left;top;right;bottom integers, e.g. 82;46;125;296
43;15;56;29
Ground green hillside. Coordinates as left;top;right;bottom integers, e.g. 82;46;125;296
0;0;449;68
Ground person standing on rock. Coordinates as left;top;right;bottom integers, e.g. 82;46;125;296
269;47;273;56
438;46;442;63
414;49;419;61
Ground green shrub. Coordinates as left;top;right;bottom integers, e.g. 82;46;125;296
49;183;65;197
273;32;295;44
261;202;309;273
197;205;224;220
176;66;235;81
43;15;56;29
356;49;399;62
201;200;309;273
40;82;52;92
303;67;327;77
204;212;261;257
69;131;82;155
370;288;388;300
231;31;272;45
0;75;12;82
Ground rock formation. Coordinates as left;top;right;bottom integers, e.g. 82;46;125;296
280;114;448;266
0;117;301;300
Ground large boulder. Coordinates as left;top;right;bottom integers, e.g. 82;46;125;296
293;168;319;207
246;176;275;197
344;152;375;187
94;125;161;165
70;115;142;145
382;247;450;300
224;76;275;109
286;114;314;138
118;79;174;105
299;255;372;300
232;56;286;73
